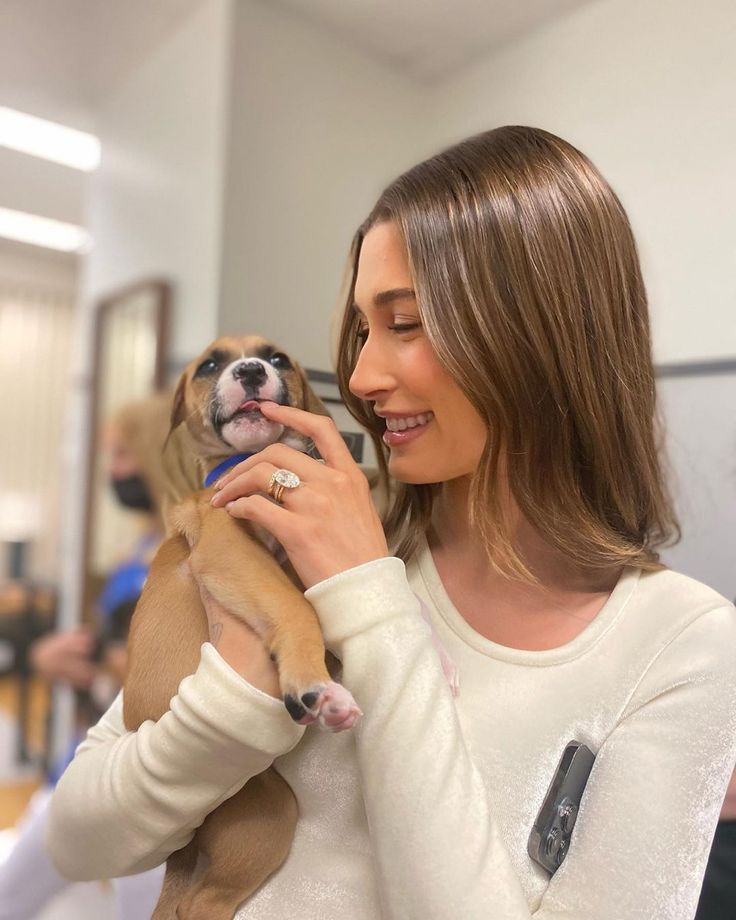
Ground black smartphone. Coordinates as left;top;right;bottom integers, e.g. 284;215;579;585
527;740;595;874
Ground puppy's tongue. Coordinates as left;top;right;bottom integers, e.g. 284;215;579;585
238;399;261;413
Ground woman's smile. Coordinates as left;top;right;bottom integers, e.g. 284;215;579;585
381;411;434;446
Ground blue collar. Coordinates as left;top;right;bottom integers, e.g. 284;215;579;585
203;453;253;488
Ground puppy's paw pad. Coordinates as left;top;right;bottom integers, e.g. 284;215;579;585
300;681;362;732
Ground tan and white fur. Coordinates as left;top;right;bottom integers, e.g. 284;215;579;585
123;335;361;920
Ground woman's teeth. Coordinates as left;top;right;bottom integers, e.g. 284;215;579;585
385;411;433;432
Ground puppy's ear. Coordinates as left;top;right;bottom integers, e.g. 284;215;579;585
296;362;332;419
169;371;188;435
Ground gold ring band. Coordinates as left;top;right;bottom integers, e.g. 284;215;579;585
267;468;301;505
272;482;285;503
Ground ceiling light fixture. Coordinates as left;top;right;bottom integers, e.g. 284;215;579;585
0;106;100;172
0;207;91;253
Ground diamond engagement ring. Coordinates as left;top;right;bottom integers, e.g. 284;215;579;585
268;468;301;504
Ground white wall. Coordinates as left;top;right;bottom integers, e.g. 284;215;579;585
0;147;87;227
52;0;234;757
0;241;77;584
427;0;736;365
82;0;233;365
218;0;431;371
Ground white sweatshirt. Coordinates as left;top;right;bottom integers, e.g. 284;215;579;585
47;536;736;919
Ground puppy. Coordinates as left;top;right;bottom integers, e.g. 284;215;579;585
123;336;361;920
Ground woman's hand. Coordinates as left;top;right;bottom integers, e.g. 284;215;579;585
210;401;389;589
29;627;97;689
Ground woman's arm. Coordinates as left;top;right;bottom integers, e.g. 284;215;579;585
46;643;303;881
306;558;736;920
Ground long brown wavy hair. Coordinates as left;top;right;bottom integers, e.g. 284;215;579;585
335;126;680;581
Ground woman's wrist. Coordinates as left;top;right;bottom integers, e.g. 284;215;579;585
304;556;414;653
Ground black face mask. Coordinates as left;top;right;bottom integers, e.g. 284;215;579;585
110;474;154;512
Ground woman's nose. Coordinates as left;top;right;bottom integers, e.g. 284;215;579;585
348;336;392;402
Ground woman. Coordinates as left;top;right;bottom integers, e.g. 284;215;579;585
47;127;736;918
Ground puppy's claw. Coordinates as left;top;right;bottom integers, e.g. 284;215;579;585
283;681;361;732
301;691;319;709
284;694;308;723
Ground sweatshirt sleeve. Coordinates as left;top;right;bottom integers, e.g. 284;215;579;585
46;643;304;881
305;557;736;920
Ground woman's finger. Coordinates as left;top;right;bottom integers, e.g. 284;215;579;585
258;401;356;470
212;457;314;508
213;441;328;492
224;494;298;545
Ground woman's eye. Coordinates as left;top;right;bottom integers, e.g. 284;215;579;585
270;352;292;370
389;323;421;334
194;358;219;378
356;323;420;343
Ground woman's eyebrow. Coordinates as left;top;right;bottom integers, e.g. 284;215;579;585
352;288;416;315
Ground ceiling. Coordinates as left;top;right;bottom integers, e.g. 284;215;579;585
270;0;595;82
0;0;595;128
0;0;203;128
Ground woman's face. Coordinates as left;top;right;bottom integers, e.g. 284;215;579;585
349;221;487;484
103;424;140;480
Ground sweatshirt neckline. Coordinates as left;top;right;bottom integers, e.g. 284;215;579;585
413;533;640;666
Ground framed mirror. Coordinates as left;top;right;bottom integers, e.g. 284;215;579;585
81;279;170;621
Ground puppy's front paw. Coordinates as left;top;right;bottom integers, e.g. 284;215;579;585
284;681;362;732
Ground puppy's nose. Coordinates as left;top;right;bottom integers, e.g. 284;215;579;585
233;361;267;389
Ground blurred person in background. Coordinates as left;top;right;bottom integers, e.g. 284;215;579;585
0;392;171;920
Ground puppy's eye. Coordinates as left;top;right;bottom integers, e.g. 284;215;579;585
269;352;292;370
194;357;219;378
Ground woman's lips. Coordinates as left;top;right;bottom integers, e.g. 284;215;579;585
382;418;432;447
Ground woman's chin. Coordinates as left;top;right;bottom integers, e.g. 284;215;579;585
387;456;438;485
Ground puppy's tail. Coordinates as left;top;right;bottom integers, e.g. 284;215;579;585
151;838;199;920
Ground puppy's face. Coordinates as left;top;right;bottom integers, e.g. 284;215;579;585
171;335;329;458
